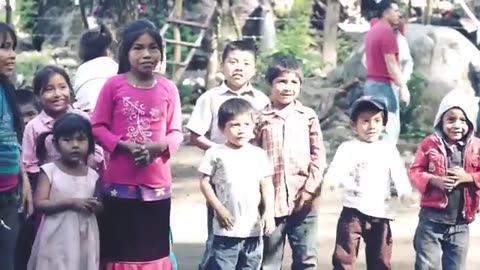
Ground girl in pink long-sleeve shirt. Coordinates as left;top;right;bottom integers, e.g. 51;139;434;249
22;66;104;188
91;19;183;270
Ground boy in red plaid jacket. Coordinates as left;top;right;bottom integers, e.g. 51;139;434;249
256;54;326;270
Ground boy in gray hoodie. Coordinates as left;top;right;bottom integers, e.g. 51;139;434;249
410;90;480;270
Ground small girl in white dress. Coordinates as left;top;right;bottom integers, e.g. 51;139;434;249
27;113;101;270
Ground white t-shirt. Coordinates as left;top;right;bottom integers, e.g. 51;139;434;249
199;143;273;237
323;139;412;219
186;83;270;144
73;56;118;111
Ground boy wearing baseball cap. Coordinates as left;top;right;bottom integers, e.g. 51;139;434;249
323;95;413;270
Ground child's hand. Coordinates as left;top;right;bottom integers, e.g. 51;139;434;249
21;173;33;217
144;142;167;157
216;207;235;230
71;198;101;213
90;197;103;213
429;177;455;192
293;190;314;213
264;218;276;236
399;85;411;106
132;145;151;166
120;141;141;154
447;167;473;187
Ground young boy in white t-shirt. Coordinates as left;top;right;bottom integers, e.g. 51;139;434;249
324;95;413;270
187;40;270;270
198;98;275;269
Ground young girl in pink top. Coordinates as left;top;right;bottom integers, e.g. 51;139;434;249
22;65;104;187
91;19;183;269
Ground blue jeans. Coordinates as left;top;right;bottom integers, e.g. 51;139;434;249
210;236;263;270
262;208;318;270
363;80;400;144
0;200;20;270
198;205;215;270
414;219;470;270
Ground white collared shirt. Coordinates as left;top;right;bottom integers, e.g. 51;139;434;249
186;82;270;144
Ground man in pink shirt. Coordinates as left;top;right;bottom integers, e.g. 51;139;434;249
364;0;410;144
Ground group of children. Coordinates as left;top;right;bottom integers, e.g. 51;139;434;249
186;40;480;270
0;19;181;270
0;16;479;270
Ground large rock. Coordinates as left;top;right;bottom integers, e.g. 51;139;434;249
329;23;480;129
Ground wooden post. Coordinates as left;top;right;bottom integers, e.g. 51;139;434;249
173;0;183;76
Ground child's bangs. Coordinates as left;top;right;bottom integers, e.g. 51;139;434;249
126;29;163;51
54;115;92;139
33;66;73;96
55;123;90;140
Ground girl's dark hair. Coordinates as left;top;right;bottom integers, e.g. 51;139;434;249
0;22;17;50
36;113;95;163
0;23;23;142
78;24;113;63
33;65;73;97
117;19;164;74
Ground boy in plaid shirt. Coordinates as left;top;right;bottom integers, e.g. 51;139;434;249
256;54;326;269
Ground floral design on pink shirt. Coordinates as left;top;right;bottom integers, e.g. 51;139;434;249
122;97;156;143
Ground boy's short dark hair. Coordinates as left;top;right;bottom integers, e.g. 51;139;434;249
376;0;396;18
217;98;254;130
350;95;388;125
15;89;41;110
265;53;304;85
221;40;257;62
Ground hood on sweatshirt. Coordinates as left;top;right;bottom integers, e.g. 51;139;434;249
433;90;477;139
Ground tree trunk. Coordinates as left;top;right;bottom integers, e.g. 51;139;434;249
5;0;12;25
173;0;183;75
79;0;89;29
260;3;276;51
217;0;242;48
115;0;139;28
206;8;220;89
323;0;340;72
424;0;432;24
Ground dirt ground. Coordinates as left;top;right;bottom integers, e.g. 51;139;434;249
170;145;480;270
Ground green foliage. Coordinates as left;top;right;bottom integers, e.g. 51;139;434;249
162;25;198;66
400;72;430;140
256;0;322;79
15;52;51;83
337;35;354;65
16;0;39;30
